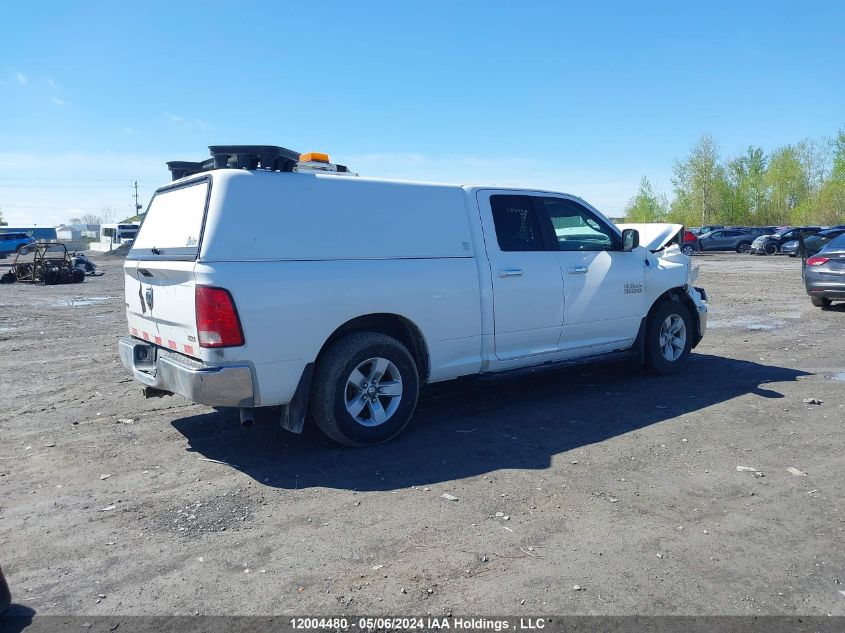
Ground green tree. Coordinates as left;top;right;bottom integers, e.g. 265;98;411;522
624;176;667;222
765;146;808;225
0;207;6;226
808;128;845;225
670;133;725;226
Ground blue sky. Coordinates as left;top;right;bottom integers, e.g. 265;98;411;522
1;1;843;225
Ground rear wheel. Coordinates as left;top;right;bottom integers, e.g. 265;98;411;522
644;301;693;375
71;269;85;283
681;244;696;256
810;296;831;308
764;243;778;255
309;332;420;447
736;241;751;253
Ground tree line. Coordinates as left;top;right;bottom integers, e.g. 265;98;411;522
624;128;845;228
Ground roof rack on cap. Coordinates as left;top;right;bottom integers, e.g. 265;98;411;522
166;145;301;181
166;145;353;181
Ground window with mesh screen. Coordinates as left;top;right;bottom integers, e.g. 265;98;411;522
490;195;545;251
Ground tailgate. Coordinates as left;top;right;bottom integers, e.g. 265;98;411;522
124;260;199;357
124;178;210;359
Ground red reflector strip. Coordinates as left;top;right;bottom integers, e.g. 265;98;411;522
133;329;195;356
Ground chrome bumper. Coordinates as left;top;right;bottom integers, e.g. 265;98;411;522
119;336;254;407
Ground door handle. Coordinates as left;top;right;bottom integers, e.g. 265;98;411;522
567;266;589;274
498;268;524;278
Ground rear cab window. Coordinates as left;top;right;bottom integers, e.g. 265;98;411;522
129;178;210;260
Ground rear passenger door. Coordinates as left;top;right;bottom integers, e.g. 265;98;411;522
476;192;564;361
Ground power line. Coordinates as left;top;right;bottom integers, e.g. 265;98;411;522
0;177;154;183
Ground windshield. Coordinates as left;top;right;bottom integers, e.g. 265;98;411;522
129;179;209;259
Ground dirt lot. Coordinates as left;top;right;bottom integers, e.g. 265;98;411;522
0;253;843;617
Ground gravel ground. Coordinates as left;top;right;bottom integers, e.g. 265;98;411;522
0;252;843;616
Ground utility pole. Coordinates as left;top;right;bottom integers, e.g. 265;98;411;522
133;180;142;217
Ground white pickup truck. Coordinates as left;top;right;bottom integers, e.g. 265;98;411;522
120;145;707;446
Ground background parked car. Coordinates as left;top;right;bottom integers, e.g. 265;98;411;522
803;231;845;307
681;229;699;255
0;232;36;258
692;224;725;236
730;226;777;237
782;228;845;257
697;228;754;253
750;226;822;255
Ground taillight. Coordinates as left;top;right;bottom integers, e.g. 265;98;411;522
195;286;244;348
806;257;829;266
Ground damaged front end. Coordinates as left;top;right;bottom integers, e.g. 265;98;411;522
618;222;708;346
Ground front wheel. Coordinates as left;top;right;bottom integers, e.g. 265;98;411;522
309;332;420;447
736;241;751;253
764;243;778;255
810;296;831;308
644;301;693;375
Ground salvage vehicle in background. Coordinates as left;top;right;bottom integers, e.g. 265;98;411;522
803;232;845;308
0;242;85;285
782;228;845;257
119;144;707;447
697;228;754;253
750;226;822;255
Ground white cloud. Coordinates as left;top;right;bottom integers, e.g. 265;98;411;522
124;127;134;134
16;72;27;85
162;112;210;129
0;151;175;226
163;111;185;124
51;97;65;106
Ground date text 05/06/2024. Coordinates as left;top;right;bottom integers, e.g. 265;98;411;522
289;616;549;631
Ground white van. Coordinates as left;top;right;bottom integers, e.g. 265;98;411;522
120;146;707;446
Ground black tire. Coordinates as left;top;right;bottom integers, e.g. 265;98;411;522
644;300;693;375
681;244;696;256
309;332;420;447
736;241;751;253
0;272;15;284
71;269;85;283
810;296;831;308
764;243;778;255
0;565;11;615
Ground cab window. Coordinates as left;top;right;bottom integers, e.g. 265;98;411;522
534;197;616;251
490;195;545;251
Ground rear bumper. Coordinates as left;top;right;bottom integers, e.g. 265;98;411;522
806;284;845;300
119;336;254;407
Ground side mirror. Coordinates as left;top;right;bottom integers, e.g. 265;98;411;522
621;228;639;252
